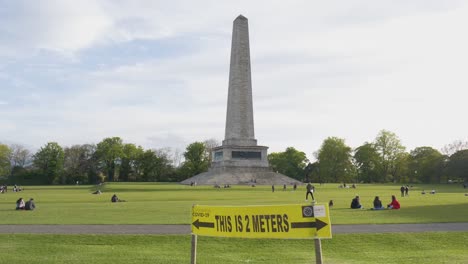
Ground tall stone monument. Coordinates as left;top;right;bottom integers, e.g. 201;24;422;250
181;15;300;185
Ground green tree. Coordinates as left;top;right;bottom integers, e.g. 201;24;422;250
392;152;411;183
137;149;175;182
445;149;468;182
0;144;12;177
354;142;381;183
119;143;144;181
33;142;65;184
63;144;99;184
268;147;308;180
305;162;321;183
317;137;354;183
180;142;209;178
409;147;445;183
95;137;124;181
374;130;406;182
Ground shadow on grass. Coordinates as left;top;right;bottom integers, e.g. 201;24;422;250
397;203;468;223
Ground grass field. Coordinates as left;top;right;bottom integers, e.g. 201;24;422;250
0;183;467;224
1;232;467;264
1;183;467;263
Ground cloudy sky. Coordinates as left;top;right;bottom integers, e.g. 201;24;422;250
1;0;467;159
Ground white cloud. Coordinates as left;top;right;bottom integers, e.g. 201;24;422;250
1;1;468;157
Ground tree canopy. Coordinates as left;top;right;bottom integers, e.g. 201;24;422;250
3;131;467;185
268;147;308;180
317;137;354;183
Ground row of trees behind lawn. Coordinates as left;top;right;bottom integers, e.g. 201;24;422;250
1;130;467;184
269;130;468;184
0;138;212;184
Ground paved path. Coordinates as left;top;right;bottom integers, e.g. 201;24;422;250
0;223;467;234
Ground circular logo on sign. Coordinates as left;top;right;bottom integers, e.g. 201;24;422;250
302;206;313;217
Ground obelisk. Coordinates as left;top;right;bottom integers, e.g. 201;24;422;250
223;15;256;147
181;15;300;185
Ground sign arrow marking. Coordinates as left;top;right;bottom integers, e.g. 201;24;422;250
192;219;215;229
291;218;327;231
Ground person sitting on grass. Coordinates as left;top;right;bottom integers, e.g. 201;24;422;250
372;196;385;210
111;194;119;202
16;198;25;210
387;195;400;209
25;198;36;210
111;194;126;203
350;195;363;209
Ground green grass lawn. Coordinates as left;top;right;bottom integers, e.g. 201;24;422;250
1;232;467;264
1;183;467;263
0;183;467;224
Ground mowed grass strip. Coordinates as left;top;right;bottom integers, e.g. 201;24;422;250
1;232;467;264
0;183;467;224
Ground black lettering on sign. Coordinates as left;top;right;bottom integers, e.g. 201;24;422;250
283;214;289;232
276;215;283;232
235;215;243;232
259;215;266;232
264;215;271;232
250;214;291;233
215;215;232;232
245;215;251;232
271;214;277;232
252;215;260;232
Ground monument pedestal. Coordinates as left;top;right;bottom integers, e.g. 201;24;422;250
211;145;269;168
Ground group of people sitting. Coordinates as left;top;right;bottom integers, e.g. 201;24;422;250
15;198;36;210
1;184;24;193
421;189;436;195
350;195;401;210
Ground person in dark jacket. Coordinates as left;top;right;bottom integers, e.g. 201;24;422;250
373;196;385;210
111;194;119;203
25;198;35;210
350;196;362;209
400;186;405;197
305;183;315;201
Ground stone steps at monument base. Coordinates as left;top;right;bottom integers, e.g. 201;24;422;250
180;168;302;185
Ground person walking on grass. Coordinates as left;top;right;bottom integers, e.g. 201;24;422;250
305;182;315;202
400;186;405;197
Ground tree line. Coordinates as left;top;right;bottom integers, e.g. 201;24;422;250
269;130;468;184
0;137;212;185
1;130;467;184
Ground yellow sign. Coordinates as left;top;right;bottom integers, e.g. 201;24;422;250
191;204;331;239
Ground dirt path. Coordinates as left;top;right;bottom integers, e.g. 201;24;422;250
0;223;467;234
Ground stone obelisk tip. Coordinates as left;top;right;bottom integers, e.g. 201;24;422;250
235;14;247;21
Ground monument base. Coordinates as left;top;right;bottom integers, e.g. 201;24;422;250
180;166;301;185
